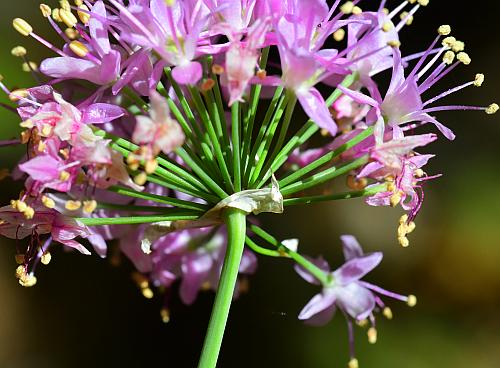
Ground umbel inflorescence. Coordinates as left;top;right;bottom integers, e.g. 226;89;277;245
0;1;496;367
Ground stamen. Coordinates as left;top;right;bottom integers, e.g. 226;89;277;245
65;200;82;210
348;358;359;368
383;307;393;320
407;295;417;307
367;327;377;344
160;308;170;323
13;18;33;36
333;28;345;42
340;1;355;14
457;52;471;65
11;46;27;57
437;24;451;36
41;251;52;265
40;4;52;18
59;9;78;28
83;200;97;214
486;103;499;114
41;195;55;209
134;172;148;186
77;5;91;24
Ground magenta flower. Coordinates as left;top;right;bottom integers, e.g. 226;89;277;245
0;204;90;255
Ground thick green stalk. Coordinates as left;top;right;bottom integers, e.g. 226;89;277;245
283;184;387;206
231;102;242;191
197;208;247;368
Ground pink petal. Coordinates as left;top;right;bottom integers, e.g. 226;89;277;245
171;61;202;85
297;87;338;136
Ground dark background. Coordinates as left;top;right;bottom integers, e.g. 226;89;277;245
1;1;499;367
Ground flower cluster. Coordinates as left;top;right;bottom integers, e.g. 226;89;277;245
0;0;495;367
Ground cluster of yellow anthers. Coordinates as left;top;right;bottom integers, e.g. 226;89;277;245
132;271;155;300
14;251;50;287
398;214;416;248
10;199;35;220
126;148;160;187
12;1;91;55
347;293;417;368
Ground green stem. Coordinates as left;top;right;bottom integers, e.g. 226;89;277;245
283;184;387;206
197;208;247;368
77;212;200;226
245;236;281;257
280;156;369;196
249;225;329;285
257;73;359;188
278;127;374;188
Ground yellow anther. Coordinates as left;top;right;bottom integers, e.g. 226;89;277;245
442;51;455;65
451;40;465;52
22;61;38;72
408;0;417;3
442;36;456;48
59;9;78;28
17;267;37;287
15;254;25;265
83;200;97;214
77;5;91;24
417;0;429;5
42;195;55;209
41;252;52;265
387;40;401;48
352;6;362;15
367;327;377;344
9;89;29;102
383;307;393;320
60;0;71;11
37;140;46;152
256;69;267;80
333;28;345;42
356;319;368;328
59;170;71;181
390;192;402;207
406;221;416;234
16;200;27;212
457;52;471;65
40;4;52;17
474;73;484;87
142;287;154;299
347;175;367;190
340;1;354;14
400;11;413;26
160;308;170;323
145;159;158;174
382;7;389;14
20;130;31;144
407;294;417;307
398;235;409;247
59;148;70;159
382;22;394;32
74;0;84;5
486;103;499;115
52;8;62;22
23;206;35;219
41;124;53;137
13;18;33;36
69;40;89;57
165;0;176;6
415;168;425;177
134;172;148;186
438;25;451;36
212;64;224;74
65;28;79;40
65;200;82;211
348;358;359;368
11;46;27;57
20;119;34;129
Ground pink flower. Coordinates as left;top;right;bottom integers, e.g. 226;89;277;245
132;90;185;157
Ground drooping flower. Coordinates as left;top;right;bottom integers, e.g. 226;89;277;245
296;235;416;364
